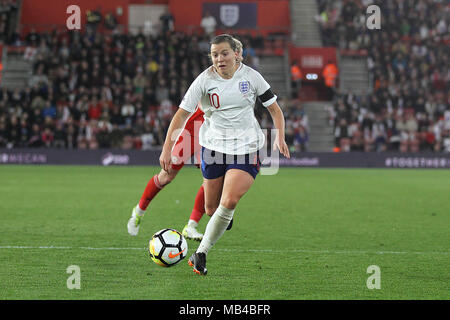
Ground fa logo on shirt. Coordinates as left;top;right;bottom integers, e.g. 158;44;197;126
239;81;250;94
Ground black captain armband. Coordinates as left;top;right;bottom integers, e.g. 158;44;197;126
258;88;275;104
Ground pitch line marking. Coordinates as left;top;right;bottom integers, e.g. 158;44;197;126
0;245;449;255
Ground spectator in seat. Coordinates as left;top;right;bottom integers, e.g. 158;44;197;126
86;7;102;32
104;11;118;31
159;8;174;34
200;11;217;38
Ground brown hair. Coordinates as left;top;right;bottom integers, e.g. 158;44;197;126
209;34;243;63
210;34;239;51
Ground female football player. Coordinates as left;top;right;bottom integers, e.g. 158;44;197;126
159;34;290;275
127;38;245;241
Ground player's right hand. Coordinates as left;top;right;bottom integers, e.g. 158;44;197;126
159;148;172;172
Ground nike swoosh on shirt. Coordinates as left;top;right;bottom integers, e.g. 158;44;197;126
207;87;218;92
168;249;186;259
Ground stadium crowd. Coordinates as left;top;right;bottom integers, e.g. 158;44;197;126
317;0;449;152
1;2;448;153
0;17;279;150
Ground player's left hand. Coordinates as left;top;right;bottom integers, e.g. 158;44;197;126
273;137;290;158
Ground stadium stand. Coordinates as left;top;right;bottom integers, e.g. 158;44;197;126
0;1;448;153
0;2;305;151
317;0;449;152
0;23;287;149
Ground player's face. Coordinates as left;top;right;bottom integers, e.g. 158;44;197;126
211;42;238;79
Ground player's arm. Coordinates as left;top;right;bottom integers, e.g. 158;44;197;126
160;108;192;172
267;101;290;158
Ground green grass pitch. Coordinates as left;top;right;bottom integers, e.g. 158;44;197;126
0;165;449;299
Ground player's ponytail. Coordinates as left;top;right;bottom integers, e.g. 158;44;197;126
232;37;243;63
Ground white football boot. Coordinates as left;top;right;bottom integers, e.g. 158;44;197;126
127;206;144;236
182;224;204;241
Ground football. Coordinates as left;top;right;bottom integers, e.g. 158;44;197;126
148;228;188;267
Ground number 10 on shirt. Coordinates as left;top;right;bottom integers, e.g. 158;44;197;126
208;93;220;109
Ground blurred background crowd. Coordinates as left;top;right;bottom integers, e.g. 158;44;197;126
0;0;448;153
317;0;449;152
0;14;267;150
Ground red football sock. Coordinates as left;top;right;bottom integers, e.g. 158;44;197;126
189;185;205;223
138;174;163;211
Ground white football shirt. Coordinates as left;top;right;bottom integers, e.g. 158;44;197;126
180;63;277;155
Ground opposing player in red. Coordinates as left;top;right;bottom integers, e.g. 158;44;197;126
127;38;243;241
127;107;206;240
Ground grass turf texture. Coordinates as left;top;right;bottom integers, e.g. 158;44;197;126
0;165;448;299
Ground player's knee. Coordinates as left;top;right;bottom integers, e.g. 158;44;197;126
220;196;238;210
